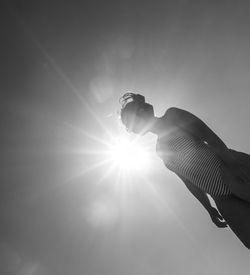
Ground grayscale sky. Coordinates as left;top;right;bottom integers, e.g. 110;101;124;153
1;0;250;274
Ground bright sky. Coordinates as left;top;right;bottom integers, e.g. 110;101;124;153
1;1;250;274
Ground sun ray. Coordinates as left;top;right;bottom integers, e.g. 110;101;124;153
9;6;115;140
96;162;117;185
65;158;113;184
57;121;109;144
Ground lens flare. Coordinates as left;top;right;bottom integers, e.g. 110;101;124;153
107;137;150;172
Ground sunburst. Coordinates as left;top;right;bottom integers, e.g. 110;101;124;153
105;135;151;172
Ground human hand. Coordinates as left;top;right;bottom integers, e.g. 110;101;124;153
209;207;228;228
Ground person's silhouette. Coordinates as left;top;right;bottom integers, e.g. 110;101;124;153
119;92;250;249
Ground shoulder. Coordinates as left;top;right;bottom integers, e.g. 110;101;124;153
164;107;191;121
165;107;183;115
164;107;204;131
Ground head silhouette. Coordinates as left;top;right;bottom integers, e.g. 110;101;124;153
119;92;154;134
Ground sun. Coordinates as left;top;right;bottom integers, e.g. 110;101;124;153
106;136;151;172
56;123;167;228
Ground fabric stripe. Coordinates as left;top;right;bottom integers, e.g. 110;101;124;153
157;133;231;197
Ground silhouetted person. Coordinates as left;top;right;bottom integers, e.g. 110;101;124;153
119;92;250;249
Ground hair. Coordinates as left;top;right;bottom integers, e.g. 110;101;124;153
119;92;145;108
119;92;153;130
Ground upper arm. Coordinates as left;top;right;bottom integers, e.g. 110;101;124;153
166;107;227;150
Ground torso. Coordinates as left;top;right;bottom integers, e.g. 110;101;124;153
156;126;232;197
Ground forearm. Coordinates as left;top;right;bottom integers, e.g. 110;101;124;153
187;185;212;213
177;174;227;228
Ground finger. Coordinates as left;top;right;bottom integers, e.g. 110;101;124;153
216;213;224;221
216;221;228;228
212;217;227;228
217;223;228;228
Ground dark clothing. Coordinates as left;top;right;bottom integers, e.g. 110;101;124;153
214;149;250;249
214;195;250;249
156;126;250;249
156;128;231;196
